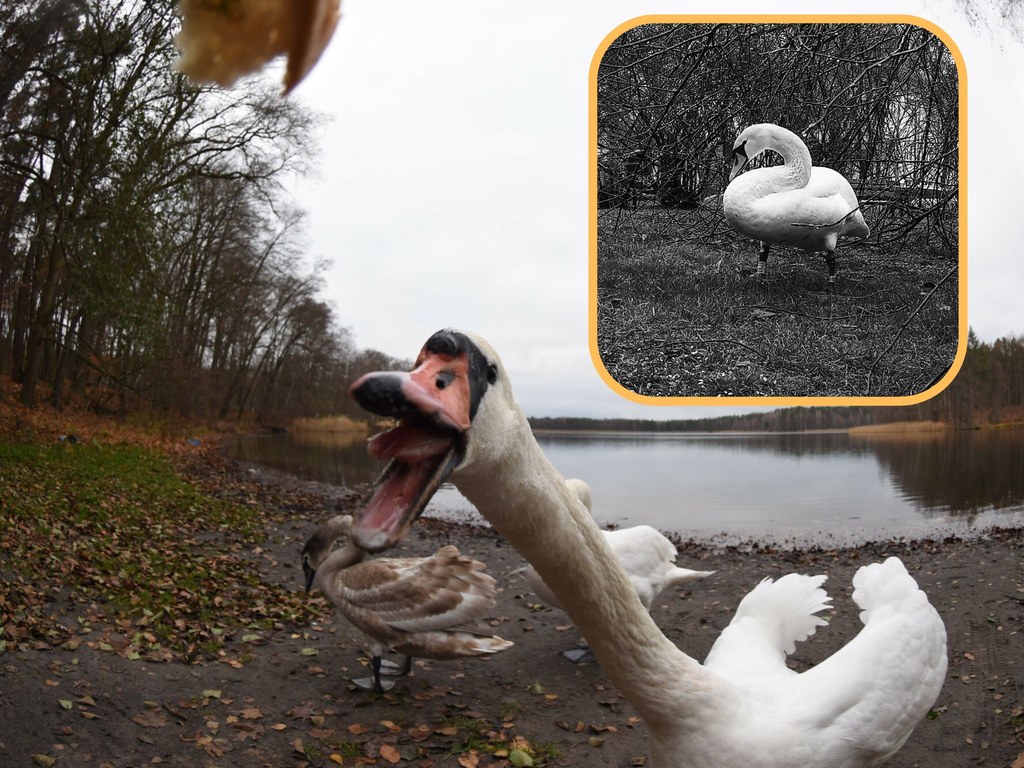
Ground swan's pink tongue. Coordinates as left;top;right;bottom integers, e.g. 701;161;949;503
353;424;460;552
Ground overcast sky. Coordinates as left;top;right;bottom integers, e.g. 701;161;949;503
276;0;1023;419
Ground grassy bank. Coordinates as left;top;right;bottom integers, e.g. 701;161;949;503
596;207;958;398
291;415;369;433
0;436;318;661
848;420;949;435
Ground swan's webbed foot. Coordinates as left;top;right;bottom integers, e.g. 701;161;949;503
352;656;396;693
379;655;413;677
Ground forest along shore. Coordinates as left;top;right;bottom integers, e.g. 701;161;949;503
1;443;1022;767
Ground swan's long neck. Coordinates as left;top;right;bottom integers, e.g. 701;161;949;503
766;127;812;191
453;418;711;726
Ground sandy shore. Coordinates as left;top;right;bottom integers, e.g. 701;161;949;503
1;458;1022;767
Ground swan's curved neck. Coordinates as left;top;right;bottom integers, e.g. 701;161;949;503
762;128;812;190
454;420;708;723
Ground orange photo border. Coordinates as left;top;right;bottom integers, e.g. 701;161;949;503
588;15;968;407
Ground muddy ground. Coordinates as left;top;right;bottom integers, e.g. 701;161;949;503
2;459;1022;768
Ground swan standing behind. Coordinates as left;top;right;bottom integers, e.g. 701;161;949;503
346;328;947;768
302;514;513;692
723;123;870;291
526;478;714;611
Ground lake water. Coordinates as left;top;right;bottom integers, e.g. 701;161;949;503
223;428;1024;547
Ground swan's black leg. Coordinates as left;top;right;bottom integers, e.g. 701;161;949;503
757;241;769;282
398;655;413;676
352;655;395;692
825;251;836;293
371;656;386;693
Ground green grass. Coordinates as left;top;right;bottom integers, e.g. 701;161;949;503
596;207;959;398
0;441;318;659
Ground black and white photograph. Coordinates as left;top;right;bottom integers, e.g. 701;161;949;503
595;21;962;400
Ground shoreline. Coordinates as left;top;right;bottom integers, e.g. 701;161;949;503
1;445;1021;767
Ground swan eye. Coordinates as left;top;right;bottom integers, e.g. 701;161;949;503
487;365;497;384
436;370;455;389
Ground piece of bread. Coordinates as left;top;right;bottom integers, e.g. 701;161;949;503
174;0;341;93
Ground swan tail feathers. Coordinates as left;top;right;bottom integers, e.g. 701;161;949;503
663;567;716;589
844;206;870;239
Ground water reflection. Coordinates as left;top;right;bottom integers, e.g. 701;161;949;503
222;427;1024;545
858;428;1024;517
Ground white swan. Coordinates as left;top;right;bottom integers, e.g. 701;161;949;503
302;514;513;692
723;123;870;291
526;478;713;612
346;328;947;768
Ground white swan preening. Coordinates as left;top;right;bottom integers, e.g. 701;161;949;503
526;478;714;612
302;514;513;692
346;328;947;768
723;123;870;291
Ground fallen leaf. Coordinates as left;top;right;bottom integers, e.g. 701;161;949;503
241;707;262;720
132;709;169;728
32;756;56;767
457;754;479;768
58;699;73;710
380;744;401;764
201;689;222;699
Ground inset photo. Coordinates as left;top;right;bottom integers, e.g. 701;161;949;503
591;18;964;401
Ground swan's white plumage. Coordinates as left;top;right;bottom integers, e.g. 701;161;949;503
723;123;869;284
526;478;713;611
416;330;947;768
703;572;830;682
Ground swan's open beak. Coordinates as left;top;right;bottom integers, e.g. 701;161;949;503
347;337;480;552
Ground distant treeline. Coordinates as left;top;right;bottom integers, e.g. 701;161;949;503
530;331;1024;433
0;3;407;425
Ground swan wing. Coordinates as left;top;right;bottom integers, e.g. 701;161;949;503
726;166;868;249
786;558;947;761
336;545;499;634
704;573;830;683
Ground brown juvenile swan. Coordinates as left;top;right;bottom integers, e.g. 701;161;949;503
302;514;512;692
